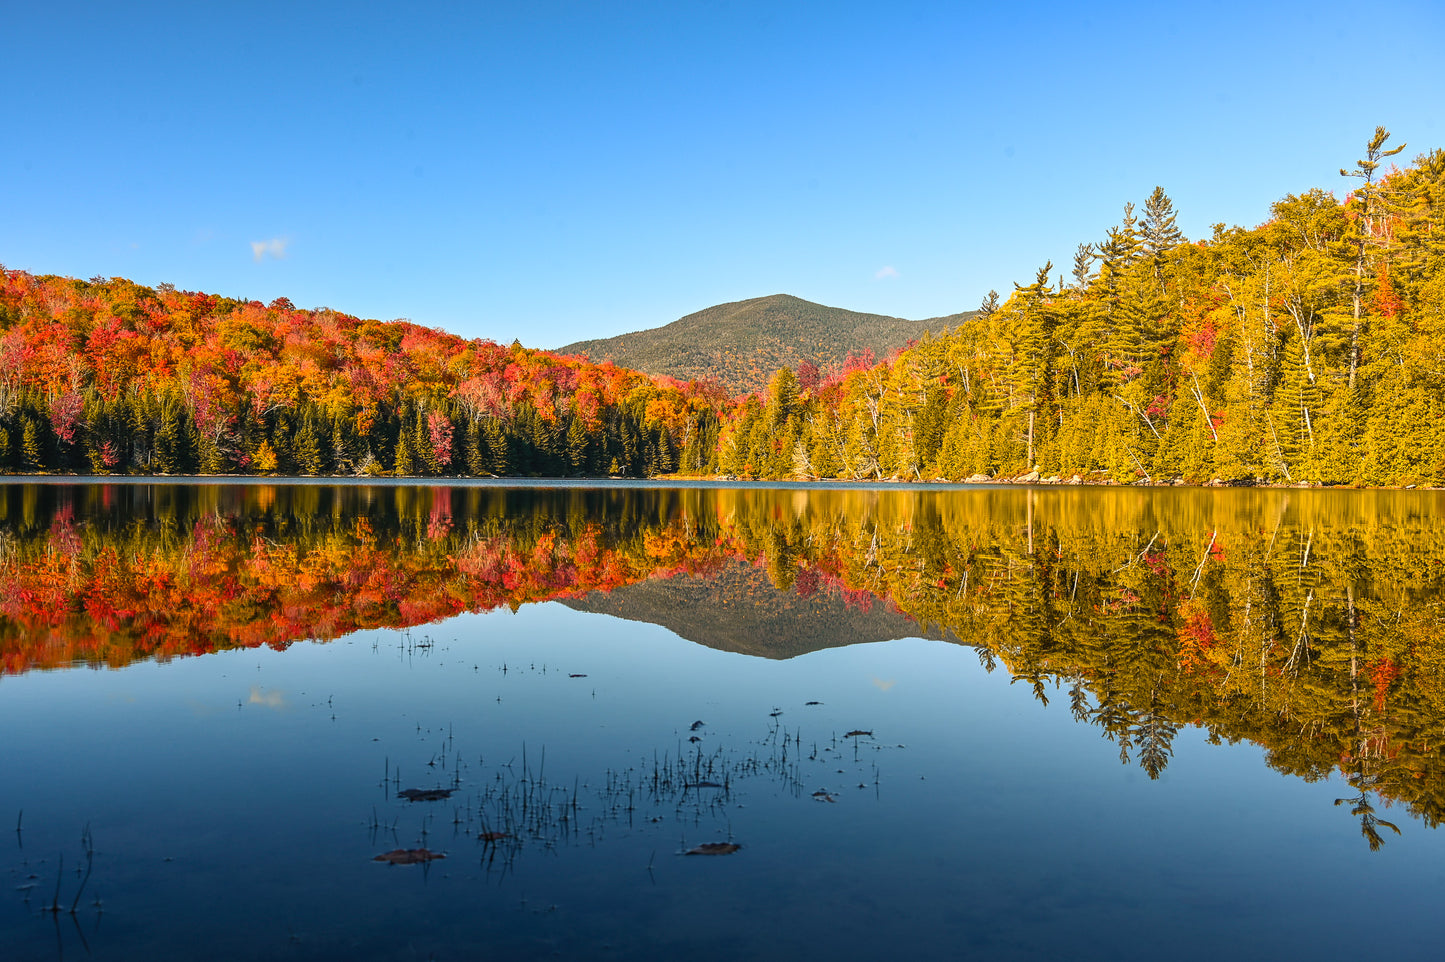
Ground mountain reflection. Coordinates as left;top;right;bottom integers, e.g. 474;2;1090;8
3;482;1444;844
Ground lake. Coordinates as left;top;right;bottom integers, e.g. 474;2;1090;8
2;480;1444;960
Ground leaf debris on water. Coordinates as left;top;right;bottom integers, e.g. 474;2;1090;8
397;788;455;802
373;848;445;865
685;842;741;856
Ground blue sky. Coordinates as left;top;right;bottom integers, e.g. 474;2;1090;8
4;1;1443;348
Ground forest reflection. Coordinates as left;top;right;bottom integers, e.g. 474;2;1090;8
2;482;1443;847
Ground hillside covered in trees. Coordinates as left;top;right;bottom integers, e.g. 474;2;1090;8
722;130;1445;487
0;273;728;478
556;294;974;395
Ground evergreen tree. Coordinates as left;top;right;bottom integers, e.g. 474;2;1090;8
530;410;560;475
154;395;195;474
20;416;43;471
1340;127;1407;390
807;412;842;478
330;413;356;475
463;418;486;475
395;419;417;475
1071;243;1096;290
484;418;510;475
1096;202;1142;309
566;415;590;475
1141;186;1184;267
293;410;324;475
912;385;950;472
765;367;799;430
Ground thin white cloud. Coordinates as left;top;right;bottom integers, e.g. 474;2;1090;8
250;237;289;262
874;265;899;280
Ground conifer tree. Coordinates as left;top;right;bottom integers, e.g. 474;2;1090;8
566;415;590;474
1096;203;1142;310
1141;187;1184;267
154;395;195;474
293;411;324;475
330;414;356;475
912;385;950;472
1340;127;1407;390
463;418;486;475
765;367;799;430
1071;243;1096;290
20;416;43;471
484;418;510;475
395;420;416;475
807;414;842;478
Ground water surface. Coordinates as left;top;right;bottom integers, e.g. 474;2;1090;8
2;483;1443;959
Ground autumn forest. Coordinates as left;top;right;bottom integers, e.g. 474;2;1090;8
1;129;1443;486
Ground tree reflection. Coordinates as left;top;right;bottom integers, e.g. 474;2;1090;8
3;482;1445;847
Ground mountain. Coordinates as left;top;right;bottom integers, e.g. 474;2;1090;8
558;559;957;660
556;294;976;395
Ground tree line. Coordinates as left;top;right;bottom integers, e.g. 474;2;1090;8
2;127;1442;485
0;276;723;477
721;129;1445;486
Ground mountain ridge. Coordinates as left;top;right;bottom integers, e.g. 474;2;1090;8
557;293;976;395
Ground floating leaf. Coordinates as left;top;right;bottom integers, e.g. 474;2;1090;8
844;730;873;738
690;720;705;731
397;788;454;802
569;673;587;678
805;701;822;706
478;831;511;843
373;848;445;865
691;780;723;789
812;791;837;803
685;842;741;856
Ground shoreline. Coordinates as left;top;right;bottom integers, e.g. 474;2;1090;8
0;472;1437;492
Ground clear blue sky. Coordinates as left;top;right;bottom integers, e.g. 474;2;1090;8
4;1;1442;348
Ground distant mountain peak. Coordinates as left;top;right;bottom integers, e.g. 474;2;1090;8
557;295;975;395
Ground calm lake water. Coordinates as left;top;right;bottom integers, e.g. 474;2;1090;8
2;481;1444;960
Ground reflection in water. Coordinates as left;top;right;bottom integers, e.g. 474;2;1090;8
247;685;285;710
3;482;1445;848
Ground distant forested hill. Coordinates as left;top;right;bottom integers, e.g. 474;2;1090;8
556;294;975;395
0;272;729;477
